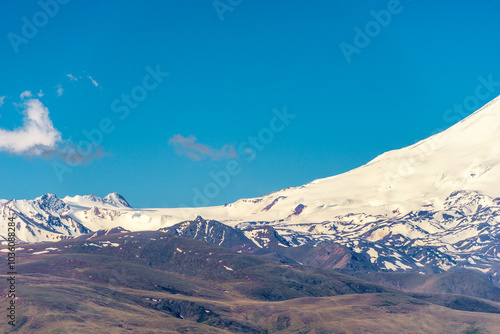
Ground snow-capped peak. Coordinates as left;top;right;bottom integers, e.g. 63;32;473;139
103;192;131;208
2;193;71;217
62;193;131;209
82;194;103;203
32;193;70;214
214;94;500;220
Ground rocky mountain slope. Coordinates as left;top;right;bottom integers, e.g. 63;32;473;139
1;232;499;333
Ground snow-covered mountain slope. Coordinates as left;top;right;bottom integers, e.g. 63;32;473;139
0;193;134;243
0;193;90;243
65;94;499;228
188;94;500;224
269;190;500;273
1;96;499;277
154;189;500;275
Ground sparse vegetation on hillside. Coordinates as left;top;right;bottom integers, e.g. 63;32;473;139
1;232;499;333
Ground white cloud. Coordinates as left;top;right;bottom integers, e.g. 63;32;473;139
0;94;107;165
0;96;5;107
66;73;100;88
56;84;63;97
20;90;32;99
168;134;237;161
0;98;61;155
87;76;99;87
37;90;44;97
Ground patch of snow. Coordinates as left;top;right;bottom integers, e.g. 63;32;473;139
384;261;398;271
366;248;379;263
32;250;50;254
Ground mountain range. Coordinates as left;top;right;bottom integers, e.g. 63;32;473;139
1;96;500;281
2;96;500;333
2;231;499;333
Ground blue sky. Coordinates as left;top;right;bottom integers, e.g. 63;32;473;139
0;0;499;208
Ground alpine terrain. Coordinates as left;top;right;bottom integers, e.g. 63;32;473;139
2;96;500;280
